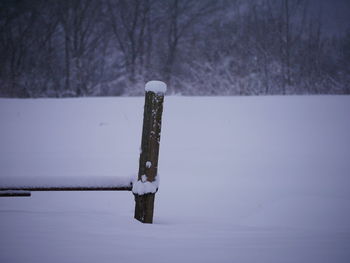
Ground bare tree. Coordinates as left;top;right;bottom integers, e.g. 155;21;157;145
107;0;152;84
160;0;218;87
0;0;349;97
0;1;39;97
57;0;106;96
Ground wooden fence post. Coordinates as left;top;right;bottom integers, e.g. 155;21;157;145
133;81;166;223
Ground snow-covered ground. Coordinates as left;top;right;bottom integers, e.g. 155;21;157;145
1;96;350;263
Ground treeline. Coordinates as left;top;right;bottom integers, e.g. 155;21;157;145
0;0;349;97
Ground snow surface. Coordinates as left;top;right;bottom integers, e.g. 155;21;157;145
145;80;167;94
0;98;137;188
1;96;350;263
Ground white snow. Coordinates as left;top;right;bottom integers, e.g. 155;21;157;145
0;98;138;189
132;175;159;195
145;80;167;94
146;161;152;168
1;96;350;263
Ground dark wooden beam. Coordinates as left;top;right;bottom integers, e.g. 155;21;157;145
0;186;132;192
0;191;31;197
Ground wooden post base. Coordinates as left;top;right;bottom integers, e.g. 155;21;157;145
134;193;155;224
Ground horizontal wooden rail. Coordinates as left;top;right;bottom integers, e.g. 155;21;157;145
0;191;31;197
0;186;132;192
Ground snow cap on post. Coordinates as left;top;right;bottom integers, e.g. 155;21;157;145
145;80;167;94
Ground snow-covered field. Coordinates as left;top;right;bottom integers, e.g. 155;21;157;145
1;96;350;263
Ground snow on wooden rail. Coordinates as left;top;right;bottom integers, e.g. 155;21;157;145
0;174;133;193
0;175;133;192
0;176;133;193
